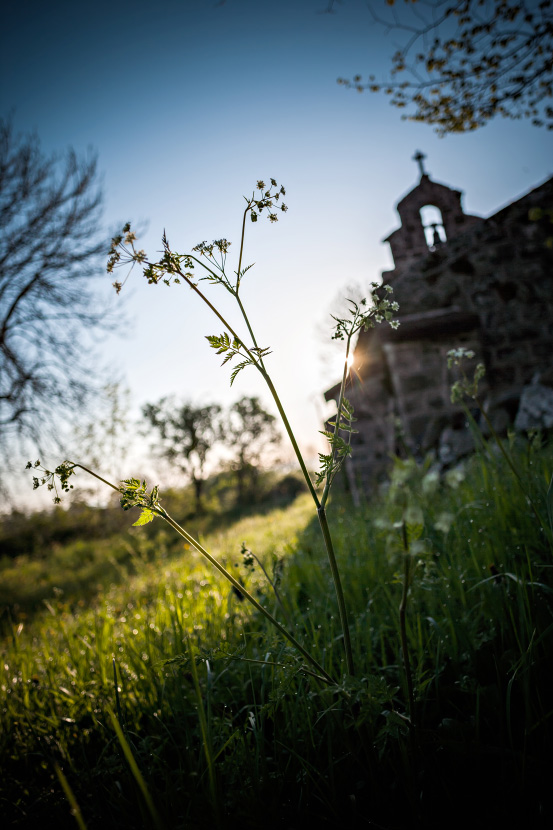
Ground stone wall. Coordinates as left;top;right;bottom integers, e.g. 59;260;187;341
325;175;553;492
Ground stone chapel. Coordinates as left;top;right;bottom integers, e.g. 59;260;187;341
325;153;553;494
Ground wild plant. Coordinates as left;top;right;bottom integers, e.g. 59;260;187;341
447;347;552;541
28;179;399;683
373;455;462;736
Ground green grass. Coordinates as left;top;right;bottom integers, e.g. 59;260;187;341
1;445;553;829
0;471;305;617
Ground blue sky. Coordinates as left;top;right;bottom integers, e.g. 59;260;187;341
2;0;552;486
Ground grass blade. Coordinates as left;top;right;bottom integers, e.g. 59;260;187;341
547;472;553;536
107;706;165;830
54;763;88;830
186;635;219;824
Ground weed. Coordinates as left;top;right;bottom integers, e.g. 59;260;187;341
28;181;398;681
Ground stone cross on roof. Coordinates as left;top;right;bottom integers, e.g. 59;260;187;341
412;150;427;177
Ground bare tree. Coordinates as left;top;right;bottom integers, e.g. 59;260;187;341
142;398;222;512
72;382;131;483
336;0;553;134
0;118;115;476
223;396;281;504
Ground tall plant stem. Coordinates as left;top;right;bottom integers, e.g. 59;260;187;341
171;262;357;673
316;339;356;676
235;305;355;676
235;204;249;293
317;505;355;676
186;635;219;824
173;264;321;508
400;521;415;730
262;374;320;506
234;203;267;372
475;398;546;532
263;372;355;676
68;463;334;684
70;463;121;494
229;215;316;504
158;512;334;685
321;339;352;510
235;294;265;365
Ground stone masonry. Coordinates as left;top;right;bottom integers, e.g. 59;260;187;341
325;156;553;493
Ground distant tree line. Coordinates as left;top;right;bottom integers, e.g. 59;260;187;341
142;394;281;512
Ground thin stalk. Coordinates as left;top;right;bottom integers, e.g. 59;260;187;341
113;658;124;726
235;293;267;372
71;463;120;493
245;549;290;625
262;373;320;506
321;338;352;510
317;506;355;677
234;202;268;374
176;260;358;678
214;651;325;681
173;267;319;503
159;510;334;685
163;252;359;674
399;520;415;729
235;203;250;294
186;635;219;825
315;337;356;677
107;707;165;830
228;281;357;679
67;462;334;684
475;397;545;531
54;764;88;830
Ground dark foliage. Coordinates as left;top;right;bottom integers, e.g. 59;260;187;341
336;0;553;133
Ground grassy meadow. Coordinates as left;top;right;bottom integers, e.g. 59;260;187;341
1;444;553;829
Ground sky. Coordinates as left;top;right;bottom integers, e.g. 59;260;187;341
2;0;552;499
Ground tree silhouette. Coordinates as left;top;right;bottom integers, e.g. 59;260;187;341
223;396;281;504
336;0;553;134
0;118;115;476
142;398;222;512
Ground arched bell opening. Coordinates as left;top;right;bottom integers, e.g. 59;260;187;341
420;204;447;249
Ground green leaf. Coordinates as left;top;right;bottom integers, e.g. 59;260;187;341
319;430;335;441
405;520;424;543
132;508;156;526
230;360;250;386
239;263;255;278
340;397;355;419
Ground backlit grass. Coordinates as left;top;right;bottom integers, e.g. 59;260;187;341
2;442;552;829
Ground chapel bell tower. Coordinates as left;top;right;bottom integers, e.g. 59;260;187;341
383;151;481;274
